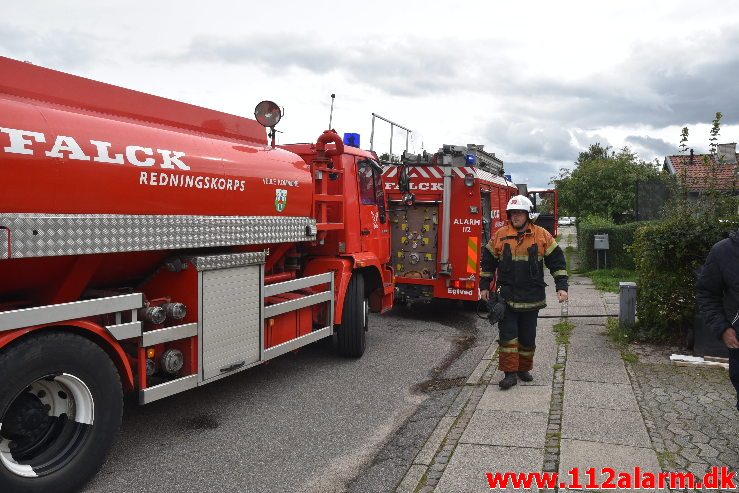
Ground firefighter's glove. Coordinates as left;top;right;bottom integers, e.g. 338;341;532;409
487;294;506;325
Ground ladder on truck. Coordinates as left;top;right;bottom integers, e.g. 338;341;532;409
312;155;344;238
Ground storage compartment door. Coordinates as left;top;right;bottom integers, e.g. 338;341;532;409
201;265;261;381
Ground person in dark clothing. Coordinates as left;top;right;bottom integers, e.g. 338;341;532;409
696;229;739;410
480;195;569;389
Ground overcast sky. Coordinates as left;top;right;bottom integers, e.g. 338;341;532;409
3;1;738;187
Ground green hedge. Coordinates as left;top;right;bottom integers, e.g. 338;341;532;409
576;217;648;270
632;213;739;341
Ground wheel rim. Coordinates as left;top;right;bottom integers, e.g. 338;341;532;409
0;373;94;478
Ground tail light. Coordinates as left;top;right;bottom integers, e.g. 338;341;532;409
449;280;476;289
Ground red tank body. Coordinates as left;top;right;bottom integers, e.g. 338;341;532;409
0;58;313;216
0;57;314;303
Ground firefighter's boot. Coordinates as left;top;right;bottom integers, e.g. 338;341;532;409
517;371;533;382
517;344;535;382
498;372;518;389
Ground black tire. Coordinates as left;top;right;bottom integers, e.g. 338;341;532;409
337;272;367;358
0;332;123;493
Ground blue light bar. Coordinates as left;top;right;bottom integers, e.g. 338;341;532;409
465;154;476;165
343;133;360;148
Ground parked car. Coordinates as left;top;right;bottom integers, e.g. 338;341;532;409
558;217;575;226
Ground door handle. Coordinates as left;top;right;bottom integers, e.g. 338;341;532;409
361;229;371;236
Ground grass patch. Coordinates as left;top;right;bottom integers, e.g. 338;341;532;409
606;318;639;363
553;320;575;345
564;246;577;274
655;450;679;469
582;268;636;293
621;351;638;363
552;363;563;371
414;471;429;493
606;317;636;345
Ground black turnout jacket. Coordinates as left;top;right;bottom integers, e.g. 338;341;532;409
696;229;739;340
480;222;568;311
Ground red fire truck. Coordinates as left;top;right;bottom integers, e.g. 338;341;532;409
382;145;519;305
0;57;393;492
526;188;559;237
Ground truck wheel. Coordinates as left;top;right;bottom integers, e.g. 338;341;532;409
337;272;367;358
0;332;123;493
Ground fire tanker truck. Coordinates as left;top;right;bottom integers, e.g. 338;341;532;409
382;145;519;305
0;57;393;492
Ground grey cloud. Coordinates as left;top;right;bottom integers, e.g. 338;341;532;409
504;160;563;189
0;23;96;69
499;29;739;129
170;35;468;97
625;135;677;159
484;118;581;162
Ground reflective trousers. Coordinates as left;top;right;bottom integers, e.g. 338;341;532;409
498;307;538;373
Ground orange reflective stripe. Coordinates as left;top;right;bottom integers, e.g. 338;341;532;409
467;236;478;273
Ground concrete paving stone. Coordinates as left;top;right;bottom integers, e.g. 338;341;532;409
563;380;640;412
414;416;456;466
559;439;665;492
395;464;427;493
567;344;625;364
477;383;552;412
466;357;490;385
569;305;613;316
562;407;651;447
435;444;545;493
482;343;497;360
446;386;473;417
459;409;548;448
539;308;563;317
565;360;630;384
568;333;619;350
568;319;608;332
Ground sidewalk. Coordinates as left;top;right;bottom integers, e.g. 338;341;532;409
395;238;671;492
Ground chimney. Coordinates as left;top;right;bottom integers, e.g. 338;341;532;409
689;148;694;165
716;143;737;164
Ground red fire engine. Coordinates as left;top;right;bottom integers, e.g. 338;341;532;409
382;145;519;305
526;188;560;237
0;57;393;492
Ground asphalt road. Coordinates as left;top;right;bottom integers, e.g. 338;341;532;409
83;301;493;493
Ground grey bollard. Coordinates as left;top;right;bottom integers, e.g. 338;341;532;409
619;282;637;327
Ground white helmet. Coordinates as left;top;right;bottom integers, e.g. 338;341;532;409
506;195;533;212
506;195;537;223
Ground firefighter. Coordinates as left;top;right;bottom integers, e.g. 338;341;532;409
696;229;739;410
480;195;569;389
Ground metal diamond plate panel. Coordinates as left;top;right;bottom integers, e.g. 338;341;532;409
189;251;266;271
0;214;317;259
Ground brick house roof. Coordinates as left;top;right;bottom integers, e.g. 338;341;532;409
664;153;738;192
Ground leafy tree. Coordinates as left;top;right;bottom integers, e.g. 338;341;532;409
553;144;662;222
378;152;401;163
679;126;689;154
708;111;722;157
